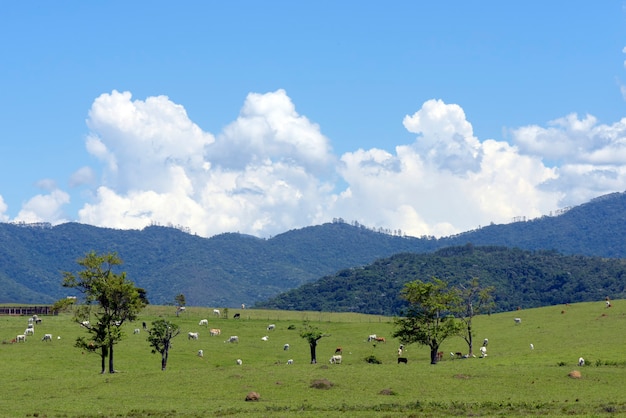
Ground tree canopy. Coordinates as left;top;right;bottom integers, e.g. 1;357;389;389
147;319;181;371
393;278;463;364
300;321;327;364
63;251;146;373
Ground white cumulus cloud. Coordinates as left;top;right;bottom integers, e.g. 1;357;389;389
10;89;626;239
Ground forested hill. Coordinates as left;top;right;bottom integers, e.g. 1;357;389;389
1;190;626;309
0;221;432;306
255;246;626;315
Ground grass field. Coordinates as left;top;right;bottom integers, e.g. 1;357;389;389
1;301;626;417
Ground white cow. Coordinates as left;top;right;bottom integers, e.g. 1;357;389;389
188;332;199;340
236;359;243;365
287;359;294;364
197;350;204;357
42;334;52;342
514;318;522;324
225;336;239;343
330;355;342;364
267;324;275;331
133;328;140;334
261;336;269;341
213;309;221;317
25;328;34;336
283;343;290;351
81;320;90;327
16;334;26;342
479;346;487;358
578;357;585;366
199;319;209;326
367;334;377;342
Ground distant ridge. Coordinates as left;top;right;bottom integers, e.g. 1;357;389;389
1;190;625;309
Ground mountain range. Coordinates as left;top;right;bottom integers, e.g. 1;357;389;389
1;191;626;310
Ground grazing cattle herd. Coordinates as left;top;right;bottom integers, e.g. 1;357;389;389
4;307;594;370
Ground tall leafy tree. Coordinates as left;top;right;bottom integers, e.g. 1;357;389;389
63;251;146;373
393;278;462;364
147;319;181;371
300;321;327;364
452;278;495;357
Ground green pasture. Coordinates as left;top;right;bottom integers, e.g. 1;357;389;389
1;302;626;417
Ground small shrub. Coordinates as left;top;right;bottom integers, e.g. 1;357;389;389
365;355;381;364
287;324;296;330
557;361;566;366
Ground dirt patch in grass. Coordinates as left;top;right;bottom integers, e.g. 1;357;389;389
379;388;397;395
454;374;471;379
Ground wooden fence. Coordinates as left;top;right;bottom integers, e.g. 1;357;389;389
0;306;57;316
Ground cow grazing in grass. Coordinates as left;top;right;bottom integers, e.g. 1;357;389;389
398;357;408;364
42;334;52;342
199;319;208;326
188;332;199;340
329;355;342;364
335;347;342;355
213;309;221;316
226;336;239;343
209;328;221;336
233;313;240;319
267;324;275;331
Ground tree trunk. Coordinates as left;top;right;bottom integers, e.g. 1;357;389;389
161;346;169;371
467;322;474;357
100;349;106;374
108;343;115;373
309;341;317;364
430;344;440;365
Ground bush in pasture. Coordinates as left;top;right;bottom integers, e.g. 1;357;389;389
365;355;381;364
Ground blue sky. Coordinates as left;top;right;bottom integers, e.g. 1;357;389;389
1;1;626;238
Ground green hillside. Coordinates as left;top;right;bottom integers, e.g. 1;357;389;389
256;245;626;314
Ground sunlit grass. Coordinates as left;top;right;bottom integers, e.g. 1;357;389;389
1;301;625;416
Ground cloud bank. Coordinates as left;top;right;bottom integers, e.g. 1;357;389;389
4;89;626;238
